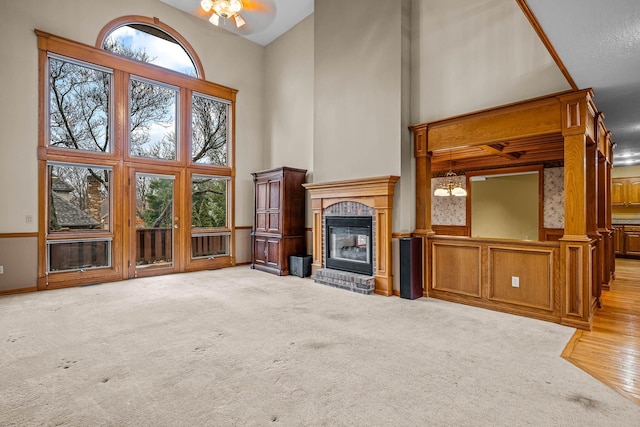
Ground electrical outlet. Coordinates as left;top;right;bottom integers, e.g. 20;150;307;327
511;276;519;288
26;215;33;223
0;265;4;275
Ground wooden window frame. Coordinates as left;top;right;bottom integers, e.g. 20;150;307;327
36;20;237;290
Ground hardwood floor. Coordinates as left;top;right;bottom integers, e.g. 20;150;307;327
562;258;640;405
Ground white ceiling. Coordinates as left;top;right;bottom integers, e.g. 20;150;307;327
160;0;640;166
159;0;313;46
528;0;640;166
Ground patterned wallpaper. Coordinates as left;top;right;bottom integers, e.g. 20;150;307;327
543;167;564;229
431;176;467;226
430;167;565;229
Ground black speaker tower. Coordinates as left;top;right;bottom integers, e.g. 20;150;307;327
399;237;423;300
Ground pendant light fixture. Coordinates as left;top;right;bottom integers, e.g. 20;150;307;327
434;150;467;197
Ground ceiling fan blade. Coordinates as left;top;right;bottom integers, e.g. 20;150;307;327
241;0;275;13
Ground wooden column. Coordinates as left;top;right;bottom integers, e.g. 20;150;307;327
410;124;434;296
310;199;324;275
586;140;602;305
412;125;432;235
375;200;393;295
558;91;597;330
596;115;613;290
606;132;616;281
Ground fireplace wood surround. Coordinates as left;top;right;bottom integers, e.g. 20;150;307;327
304;176;400;296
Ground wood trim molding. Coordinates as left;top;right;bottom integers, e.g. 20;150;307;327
392;232;412;239
414;93;571;152
516;0;578;90
0;287;37;296
304;176;400;205
0;233;38;238
35;30;236;100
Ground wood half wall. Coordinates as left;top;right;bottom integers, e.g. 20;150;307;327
411;89;614;330
428;236;561;323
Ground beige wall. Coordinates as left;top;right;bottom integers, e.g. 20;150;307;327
612;165;640;178
264;15;314;226
471;174;539;240
313;0;404;183
0;237;37;292
264;15;314;174
410;0;571;125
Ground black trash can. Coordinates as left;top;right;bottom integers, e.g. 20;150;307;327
289;255;312;278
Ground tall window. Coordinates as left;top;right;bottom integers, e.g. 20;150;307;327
37;18;236;289
129;77;179;160
49;57;112;153
192;93;229;165
191;175;230;258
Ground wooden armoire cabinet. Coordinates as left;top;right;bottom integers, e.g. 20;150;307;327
251;167;307;275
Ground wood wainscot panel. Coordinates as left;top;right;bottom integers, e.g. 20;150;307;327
432;225;469;236
542;228;564;242
431;241;481;297
428;236;562;325
487;246;555;311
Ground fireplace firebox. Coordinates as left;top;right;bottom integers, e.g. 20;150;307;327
325;216;373;276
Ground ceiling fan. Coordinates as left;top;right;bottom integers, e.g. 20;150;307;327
159;0;313;46
200;0;245;27
198;0;275;32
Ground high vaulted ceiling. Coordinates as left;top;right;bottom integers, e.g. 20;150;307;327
160;1;640;167
528;0;640;167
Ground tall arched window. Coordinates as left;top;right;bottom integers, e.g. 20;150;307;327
37;17;236;290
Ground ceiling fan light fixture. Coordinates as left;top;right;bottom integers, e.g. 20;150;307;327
202;0;244;28
201;0;213;12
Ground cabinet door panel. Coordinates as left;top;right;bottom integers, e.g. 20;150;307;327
266;239;280;267
268;213;280;233
255;182;268;233
256;182;268;210
614;227;624;254
269;180;281;210
628;179;640;206
625;233;640;255
254;237;267;265
611;179;626;206
256;213;267;232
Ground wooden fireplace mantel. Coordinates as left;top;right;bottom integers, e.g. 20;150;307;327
304;176;400;296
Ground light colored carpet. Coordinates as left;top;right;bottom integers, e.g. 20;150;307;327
1;266;638;426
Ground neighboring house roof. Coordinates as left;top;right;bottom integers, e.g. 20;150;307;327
51;176;74;193
51;192;100;228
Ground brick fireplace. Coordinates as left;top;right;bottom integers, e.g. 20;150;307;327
303;176;400;296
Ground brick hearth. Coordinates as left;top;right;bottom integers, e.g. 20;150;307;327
314;268;376;295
